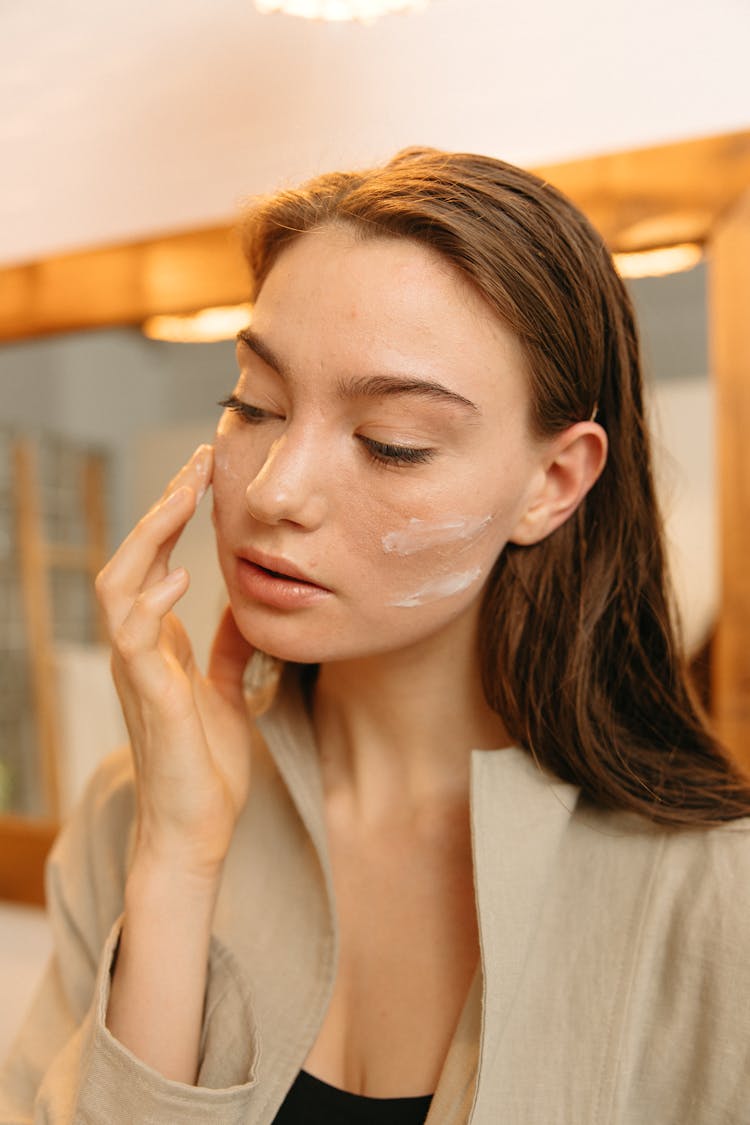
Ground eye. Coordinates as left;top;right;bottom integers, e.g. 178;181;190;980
360;437;435;468
218;394;278;424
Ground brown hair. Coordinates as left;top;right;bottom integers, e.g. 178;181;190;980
240;147;750;827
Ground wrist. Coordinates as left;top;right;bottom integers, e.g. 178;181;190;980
131;817;230;886
126;848;224;910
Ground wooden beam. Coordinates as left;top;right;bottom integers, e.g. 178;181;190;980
2;130;750;343
12;441;63;820
709;189;750;772
534;131;750;249
83;453;110;642
0;225;250;342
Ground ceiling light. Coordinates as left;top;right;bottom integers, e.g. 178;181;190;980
613;243;703;280
255;0;429;21
615;211;712;252
142;304;252;343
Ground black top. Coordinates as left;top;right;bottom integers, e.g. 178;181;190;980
272;1070;434;1124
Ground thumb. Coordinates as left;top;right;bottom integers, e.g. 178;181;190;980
207;605;255;703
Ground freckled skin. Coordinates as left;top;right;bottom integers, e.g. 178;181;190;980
211;226;548;665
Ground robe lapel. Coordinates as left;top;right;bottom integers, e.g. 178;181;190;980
469;749;579;1123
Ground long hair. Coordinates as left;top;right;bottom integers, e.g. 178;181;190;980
240;147;750;827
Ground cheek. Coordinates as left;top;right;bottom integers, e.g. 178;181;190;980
213;442;243;490
370;474;530;612
368;510;501;611
211;430;258;535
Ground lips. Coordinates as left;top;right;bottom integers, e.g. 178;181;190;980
233;549;333;612
239;547;330;590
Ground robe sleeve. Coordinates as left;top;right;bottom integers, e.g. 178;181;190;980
0;750;260;1124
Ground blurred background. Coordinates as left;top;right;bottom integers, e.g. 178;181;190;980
1;0;749;1061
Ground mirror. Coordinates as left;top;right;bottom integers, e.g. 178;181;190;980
2;129;749;901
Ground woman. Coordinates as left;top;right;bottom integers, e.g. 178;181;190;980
2;148;750;1124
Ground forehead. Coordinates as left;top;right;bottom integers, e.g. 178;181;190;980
260;227;516;347
246;226;532;423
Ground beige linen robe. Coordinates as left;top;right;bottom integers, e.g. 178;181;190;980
1;668;749;1123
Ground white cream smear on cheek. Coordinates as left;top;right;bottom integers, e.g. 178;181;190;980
389;566;483;608
383;514;492;608
382;514;492;556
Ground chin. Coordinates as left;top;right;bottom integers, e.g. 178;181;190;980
229;600;341;665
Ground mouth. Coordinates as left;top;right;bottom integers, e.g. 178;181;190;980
234;550;333;612
239;549;331;591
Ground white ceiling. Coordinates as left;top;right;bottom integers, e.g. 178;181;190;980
2;0;749;267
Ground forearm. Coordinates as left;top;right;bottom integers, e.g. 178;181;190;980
106;856;222;1084
94;445;253;1086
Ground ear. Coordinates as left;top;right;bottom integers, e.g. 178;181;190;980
510;422;608;546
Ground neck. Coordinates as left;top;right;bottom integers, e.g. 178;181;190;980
310;624;510;823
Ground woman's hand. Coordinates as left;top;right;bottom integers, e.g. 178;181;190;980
95;444;255;880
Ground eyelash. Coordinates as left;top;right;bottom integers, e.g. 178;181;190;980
218;394;435;468
361;439;435;467
218;394;272;423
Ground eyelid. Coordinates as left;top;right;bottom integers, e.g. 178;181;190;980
218;393;279;422
219;394;435;467
359;435;435;467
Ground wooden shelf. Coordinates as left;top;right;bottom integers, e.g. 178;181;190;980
0;815;58;906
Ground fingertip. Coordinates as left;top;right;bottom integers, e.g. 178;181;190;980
193;443;213;471
166;565;189;587
152;565;190;612
193;445;214;504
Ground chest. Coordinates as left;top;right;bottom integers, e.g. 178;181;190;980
303;818;479;1098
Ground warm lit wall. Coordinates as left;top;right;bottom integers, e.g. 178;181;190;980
2;0;749;267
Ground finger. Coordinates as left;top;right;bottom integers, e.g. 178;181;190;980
111;568;191;698
140;443;214;586
97;446;213;631
96;487;196;634
207;606;255;705
151;443;213;513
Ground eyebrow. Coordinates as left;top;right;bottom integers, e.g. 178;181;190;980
236;327;480;416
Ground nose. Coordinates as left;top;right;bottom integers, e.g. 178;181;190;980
244;429;328;530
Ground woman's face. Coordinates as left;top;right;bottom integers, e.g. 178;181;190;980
212;224;550;665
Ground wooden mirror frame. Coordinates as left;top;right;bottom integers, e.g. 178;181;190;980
2;129;749;904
